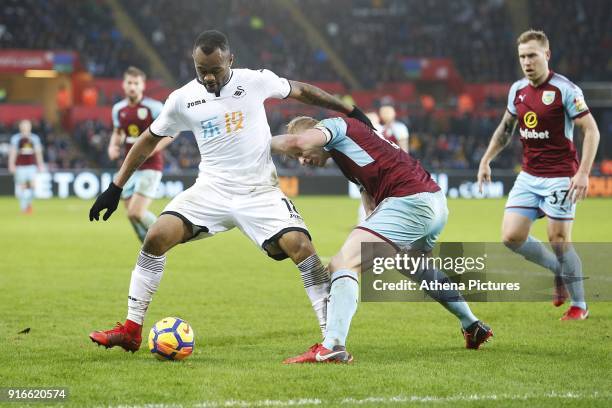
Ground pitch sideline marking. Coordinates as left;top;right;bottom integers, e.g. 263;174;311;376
107;391;610;408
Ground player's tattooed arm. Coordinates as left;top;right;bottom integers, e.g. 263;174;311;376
481;111;517;163
113;128;161;187
287;81;353;114
477;111;517;192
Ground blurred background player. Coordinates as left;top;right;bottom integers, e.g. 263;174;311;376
273;116;492;363
379;105;409;152
478;30;600;321
89;30;374;352
365;111;383;133
8;120;45;214
109;66;172;242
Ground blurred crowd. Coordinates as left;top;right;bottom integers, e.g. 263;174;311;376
0;110;521;174
123;0;338;85
0;0;609;173
0;0;149;77
529;0;612;81
304;0;516;84
2;0;609;83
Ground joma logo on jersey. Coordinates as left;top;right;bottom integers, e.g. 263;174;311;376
187;99;206;109
520;128;550;139
523;111;538;129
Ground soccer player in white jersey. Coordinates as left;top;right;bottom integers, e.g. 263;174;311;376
8;120;45;214
88;30;374;352
478;30;600;320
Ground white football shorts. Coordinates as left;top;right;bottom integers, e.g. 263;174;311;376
161;178;310;260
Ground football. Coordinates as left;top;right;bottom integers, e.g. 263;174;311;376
148;317;195;361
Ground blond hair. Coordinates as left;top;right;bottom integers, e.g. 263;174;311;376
517;29;549;49
287;116;318;134
124;66;147;80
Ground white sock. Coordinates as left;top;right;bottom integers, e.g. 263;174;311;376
297;254;330;335
127;250;166;325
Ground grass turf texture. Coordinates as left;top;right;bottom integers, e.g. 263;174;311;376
1;197;611;407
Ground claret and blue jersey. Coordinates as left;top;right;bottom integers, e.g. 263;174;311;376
316;117;439;206
507;70;590;178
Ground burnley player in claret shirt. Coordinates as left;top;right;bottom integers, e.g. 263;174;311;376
108;66;173;242
272;116;493;363
478;30;600;320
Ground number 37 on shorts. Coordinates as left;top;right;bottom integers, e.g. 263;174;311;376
506;171;576;221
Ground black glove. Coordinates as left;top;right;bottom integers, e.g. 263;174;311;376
89;182;122;221
348;105;375;129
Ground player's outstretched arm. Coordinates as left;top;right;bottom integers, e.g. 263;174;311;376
287;81;374;128
271;128;328;157
114;128;162;187
478;111;517;192
569;114;600;202
89;128;162;221
151;134;175;155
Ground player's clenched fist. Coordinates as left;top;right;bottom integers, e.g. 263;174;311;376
89;182;123;221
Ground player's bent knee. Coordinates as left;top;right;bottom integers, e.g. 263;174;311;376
142;217;189;256
142;228;168;256
502;228;528;249
548;232;569;244
274;230;314;263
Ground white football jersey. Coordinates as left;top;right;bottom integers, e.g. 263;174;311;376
150;68;291;187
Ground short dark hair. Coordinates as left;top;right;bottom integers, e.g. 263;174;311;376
193;30;230;55
124;66;146;80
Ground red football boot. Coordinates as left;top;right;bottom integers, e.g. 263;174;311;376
283;343;353;364
462;320;493;349
560;306;589;321
553;276;569;307
89;321;142;352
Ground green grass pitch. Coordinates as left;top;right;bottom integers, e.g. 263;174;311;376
1;197;611;407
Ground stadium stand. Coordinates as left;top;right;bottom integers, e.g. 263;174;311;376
122;0;338;85
529;0;612;81
0;0;608;172
0;0;149;77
